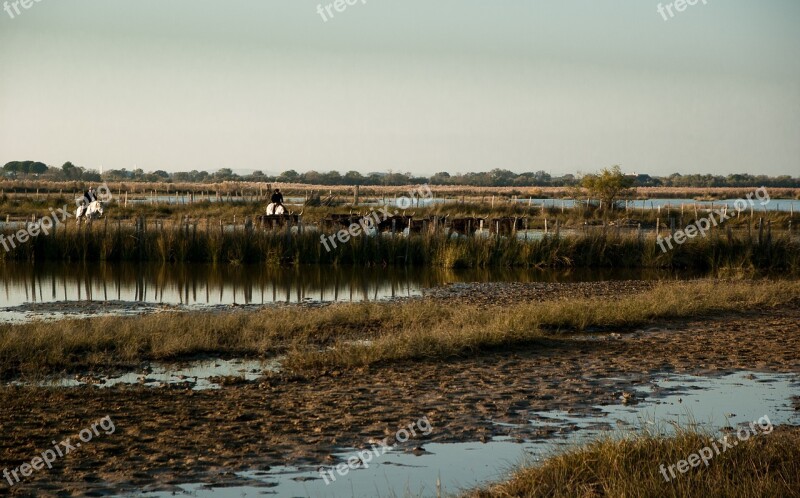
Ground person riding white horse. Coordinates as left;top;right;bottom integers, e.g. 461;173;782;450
266;188;287;215
266;188;286;215
76;200;104;224
266;203;286;215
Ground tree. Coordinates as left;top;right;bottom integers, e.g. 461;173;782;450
82;170;102;182
581;165;636;210
3;161;47;175
30;162;48;174
277;170;300;183
321;170;343;184
214;168;236;181
343;170;364;185
62;161;82;179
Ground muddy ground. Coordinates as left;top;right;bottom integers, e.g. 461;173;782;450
0;282;799;496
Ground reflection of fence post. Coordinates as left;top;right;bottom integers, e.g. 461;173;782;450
758;217;763;245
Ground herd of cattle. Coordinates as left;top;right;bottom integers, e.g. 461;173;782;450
256;210;529;235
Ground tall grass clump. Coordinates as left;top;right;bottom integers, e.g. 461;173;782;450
468;426;800;498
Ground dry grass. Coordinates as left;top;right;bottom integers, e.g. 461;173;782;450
467;426;800;498
1;279;797;379
285;279;800;371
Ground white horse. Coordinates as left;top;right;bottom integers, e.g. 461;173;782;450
266;203;286;215
76;201;104;225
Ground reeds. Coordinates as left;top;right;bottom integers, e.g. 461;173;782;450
1;217;798;271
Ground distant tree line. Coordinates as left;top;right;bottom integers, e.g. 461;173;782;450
3;161;798;188
2;161;102;182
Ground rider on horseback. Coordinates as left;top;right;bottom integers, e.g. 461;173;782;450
270;188;284;211
83;186;97;205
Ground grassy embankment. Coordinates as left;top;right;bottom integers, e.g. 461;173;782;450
1;211;798;271
1;279;797;379
467;426;800;498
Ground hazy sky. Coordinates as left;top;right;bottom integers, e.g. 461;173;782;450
1;0;798;177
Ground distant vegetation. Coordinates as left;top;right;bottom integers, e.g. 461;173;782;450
3;160;799;188
581;165;636;210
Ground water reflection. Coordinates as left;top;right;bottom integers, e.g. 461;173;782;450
137;371;800;498
0;262;689;310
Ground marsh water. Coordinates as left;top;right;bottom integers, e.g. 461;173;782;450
132;371;800;498
0;262;691;315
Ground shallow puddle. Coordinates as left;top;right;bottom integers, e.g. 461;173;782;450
11;358;280;390
132;370;800;497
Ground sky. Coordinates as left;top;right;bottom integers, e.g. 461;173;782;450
1;0;799;177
